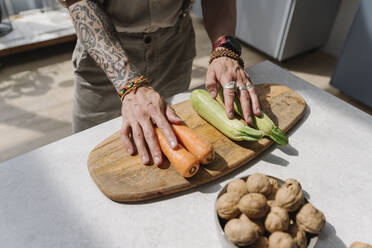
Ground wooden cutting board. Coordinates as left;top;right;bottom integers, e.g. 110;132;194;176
87;84;306;202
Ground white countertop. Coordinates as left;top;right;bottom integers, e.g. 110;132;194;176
1;61;371;248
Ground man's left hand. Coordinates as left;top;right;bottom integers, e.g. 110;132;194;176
205;56;262;124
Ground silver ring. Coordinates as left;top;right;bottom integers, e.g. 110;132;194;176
239;84;254;91
223;81;237;91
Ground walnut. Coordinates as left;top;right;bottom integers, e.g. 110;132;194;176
289;223;307;248
227;178;249;197
224;214;259;246
267;177;280;200
268;231;297;248
238;193;269;219
250;236;269;248
275;178;304;212
350;242;372;248
216;192;241;220
251;218;266;236
246;173;273;197
296;203;326;234
267;200;277;208
264;207;290;233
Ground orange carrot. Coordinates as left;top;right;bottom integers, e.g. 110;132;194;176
172;124;215;165
155;128;199;178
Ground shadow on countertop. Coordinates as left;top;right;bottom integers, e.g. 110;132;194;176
315;222;347;248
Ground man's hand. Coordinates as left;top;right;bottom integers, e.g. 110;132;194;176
201;0;260;123
120;87;183;165
206;57;261;124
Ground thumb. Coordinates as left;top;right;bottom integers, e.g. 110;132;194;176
206;67;218;98
165;105;183;124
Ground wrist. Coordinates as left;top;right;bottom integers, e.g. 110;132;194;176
212;35;242;56
118;75;149;102
209;47;244;67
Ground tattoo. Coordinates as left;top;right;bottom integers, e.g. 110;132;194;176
69;0;140;92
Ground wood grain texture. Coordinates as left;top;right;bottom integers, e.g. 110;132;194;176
87;84;306;202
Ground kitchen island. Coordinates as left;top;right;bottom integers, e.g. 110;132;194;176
0;61;371;248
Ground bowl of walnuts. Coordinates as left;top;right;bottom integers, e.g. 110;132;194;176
215;173;326;248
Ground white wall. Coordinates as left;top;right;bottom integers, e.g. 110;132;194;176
322;0;360;57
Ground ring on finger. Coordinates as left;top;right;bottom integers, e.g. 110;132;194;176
224;81;237;91
239;84;254;91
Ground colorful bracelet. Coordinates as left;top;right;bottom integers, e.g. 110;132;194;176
119;75;149;102
209;47;244;68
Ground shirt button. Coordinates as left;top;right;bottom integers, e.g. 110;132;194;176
144;37;152;44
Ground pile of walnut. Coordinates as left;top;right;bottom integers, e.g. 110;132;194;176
216;173;326;248
350;242;372;248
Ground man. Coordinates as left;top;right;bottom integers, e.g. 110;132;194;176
59;0;262;166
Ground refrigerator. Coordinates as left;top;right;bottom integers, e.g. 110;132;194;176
193;0;340;61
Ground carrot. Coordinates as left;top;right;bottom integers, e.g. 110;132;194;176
155;128;200;178
172;124;215;164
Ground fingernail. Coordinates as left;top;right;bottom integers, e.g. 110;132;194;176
229;111;234;118
170;141;177;149
210;90;216;98
128;148;132;154
256;107;261;113
247;117;253;123
142;156;148;163
154;156;161;164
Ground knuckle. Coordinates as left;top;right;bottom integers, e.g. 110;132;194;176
156;118;168;129
146;103;157;113
222;75;233;83
243;91;250;99
138;110;147;119
249;87;257;95
221;63;228;72
144;129;155;140
240;89;248;96
225;90;235;97
133;130;143;139
153;104;162;114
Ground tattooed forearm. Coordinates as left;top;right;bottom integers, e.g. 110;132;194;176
68;0;140;92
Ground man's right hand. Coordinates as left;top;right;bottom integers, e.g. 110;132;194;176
120;86;183;165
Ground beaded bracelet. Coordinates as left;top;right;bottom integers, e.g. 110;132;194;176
119;75;149;102
209;47;244;68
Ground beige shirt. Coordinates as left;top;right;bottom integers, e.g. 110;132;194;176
59;0;192;33
103;0;186;33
